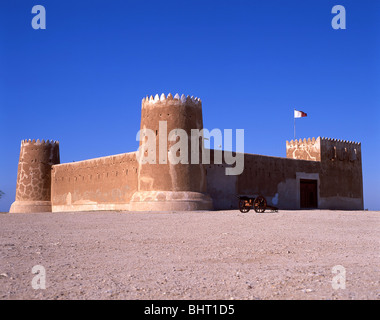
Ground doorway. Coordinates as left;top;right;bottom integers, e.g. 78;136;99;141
300;179;318;208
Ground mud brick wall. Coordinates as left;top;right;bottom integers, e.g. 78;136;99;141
51;152;138;212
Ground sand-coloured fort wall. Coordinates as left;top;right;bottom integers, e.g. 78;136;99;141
51;152;138;212
206;150;322;210
207;137;363;210
318;138;363;209
286;137;363;208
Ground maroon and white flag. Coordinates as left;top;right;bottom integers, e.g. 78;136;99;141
294;110;307;118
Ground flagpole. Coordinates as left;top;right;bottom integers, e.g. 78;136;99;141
294;109;296;140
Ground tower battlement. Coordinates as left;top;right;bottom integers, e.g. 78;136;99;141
142;93;202;108
320;137;361;145
21;139;59;146
286;137;318;147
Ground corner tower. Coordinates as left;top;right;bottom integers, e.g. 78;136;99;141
286;136;363;209
130;93;213;211
9;139;60;213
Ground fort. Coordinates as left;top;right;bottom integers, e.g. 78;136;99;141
9;93;363;213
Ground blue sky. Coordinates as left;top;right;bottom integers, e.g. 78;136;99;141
0;0;379;211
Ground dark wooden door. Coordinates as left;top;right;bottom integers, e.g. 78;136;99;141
300;179;318;208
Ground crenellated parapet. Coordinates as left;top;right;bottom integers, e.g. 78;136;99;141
139;93;205;148
286;137;319;147
320;137;361;145
21;139;59;145
142;93;202;108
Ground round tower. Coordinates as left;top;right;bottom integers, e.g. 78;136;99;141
130;93;213;211
9;139;60;213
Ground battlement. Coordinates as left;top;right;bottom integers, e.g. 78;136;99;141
286;137;319;148
21;139;59;146
286;137;361;147
19;138;60;166
142;93;202;108
320;137;361;146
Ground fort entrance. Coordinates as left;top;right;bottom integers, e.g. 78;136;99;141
300;179;318;208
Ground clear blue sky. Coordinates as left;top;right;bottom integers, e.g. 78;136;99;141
0;0;379;211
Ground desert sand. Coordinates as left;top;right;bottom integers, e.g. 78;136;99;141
0;209;379;300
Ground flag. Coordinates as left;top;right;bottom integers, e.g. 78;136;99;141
294;110;307;118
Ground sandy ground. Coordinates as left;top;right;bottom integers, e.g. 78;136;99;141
0;209;379;300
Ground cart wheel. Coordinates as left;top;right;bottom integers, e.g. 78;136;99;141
239;199;250;213
254;195;267;213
